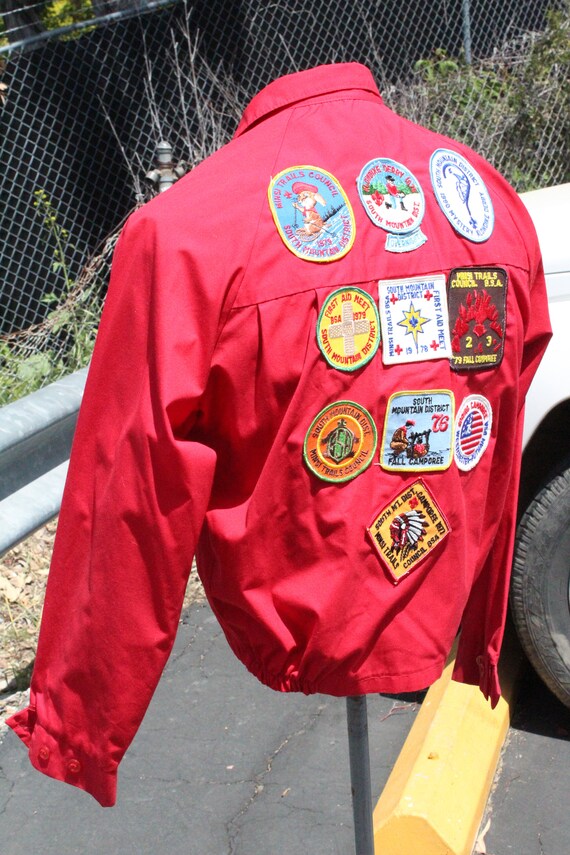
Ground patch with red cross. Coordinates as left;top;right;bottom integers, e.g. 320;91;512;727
367;479;451;583
317;286;380;371
447;267;507;370
378;275;452;365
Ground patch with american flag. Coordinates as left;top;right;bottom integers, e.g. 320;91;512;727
454;395;493;471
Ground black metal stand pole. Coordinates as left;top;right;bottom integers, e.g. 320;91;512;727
346;695;375;855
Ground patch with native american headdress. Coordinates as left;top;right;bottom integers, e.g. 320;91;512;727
367;479;450;583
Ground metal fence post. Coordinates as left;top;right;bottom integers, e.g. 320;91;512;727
346;695;375;855
462;0;473;65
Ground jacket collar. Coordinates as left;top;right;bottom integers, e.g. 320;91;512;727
234;63;382;137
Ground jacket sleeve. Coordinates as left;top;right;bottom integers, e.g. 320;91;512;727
7;206;220;806
453;252;552;707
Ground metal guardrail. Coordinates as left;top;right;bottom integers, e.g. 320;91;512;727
0;368;87;557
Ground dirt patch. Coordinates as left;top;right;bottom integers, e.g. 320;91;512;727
0;519;205;729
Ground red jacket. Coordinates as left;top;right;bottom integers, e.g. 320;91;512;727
8;63;551;806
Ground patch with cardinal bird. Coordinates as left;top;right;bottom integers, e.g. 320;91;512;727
367;479;451;583
380;390;454;472
448;267;507;370
429;148;494;243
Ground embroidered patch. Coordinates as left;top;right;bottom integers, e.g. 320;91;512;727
303;401;377;483
380;390;454;472
356;157;427;252
448;267;507;370
367;479;451;583
378;274;452;364
268;166;355;262
317;287;380;371
454;395;493;471
429;148;494;242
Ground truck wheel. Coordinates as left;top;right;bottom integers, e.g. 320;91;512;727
510;466;570;709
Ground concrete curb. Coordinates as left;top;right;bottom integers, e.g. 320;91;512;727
373;624;524;855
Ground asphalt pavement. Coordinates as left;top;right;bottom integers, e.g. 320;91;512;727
0;600;568;854
481;666;570;855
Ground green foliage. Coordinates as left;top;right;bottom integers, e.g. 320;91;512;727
40;0;96;40
0;191;102;406
414;48;460;81
386;5;570;192
41;1;95;32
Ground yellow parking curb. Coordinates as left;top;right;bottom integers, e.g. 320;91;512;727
373;625;524;855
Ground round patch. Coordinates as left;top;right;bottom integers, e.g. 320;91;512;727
454;395;493;471
429;148;494;243
303;401;377;483
268;166;355;262
317;287;380;371
356;158;427;252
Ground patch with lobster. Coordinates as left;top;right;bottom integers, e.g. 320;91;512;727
448;267;507;370
367;479;451;583
380;390;454;472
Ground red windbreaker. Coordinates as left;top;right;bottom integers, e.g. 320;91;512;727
8;63;551;806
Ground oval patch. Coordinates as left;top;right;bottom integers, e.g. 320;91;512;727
268;166;355;262
317;287;380;371
356;157;427;252
429;148;494;243
303;401;377;483
454;395;493;471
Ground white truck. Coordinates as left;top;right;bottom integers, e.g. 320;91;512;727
512;182;570;708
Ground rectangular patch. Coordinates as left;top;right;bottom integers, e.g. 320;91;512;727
448;267;507;370
367;479;451;583
380;390;454;472
378;275;452;364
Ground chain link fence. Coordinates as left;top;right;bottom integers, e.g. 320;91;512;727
1;0;568;403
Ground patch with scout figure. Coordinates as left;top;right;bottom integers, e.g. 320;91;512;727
317;287;380;371
448;267;507;370
429;148;494;243
356;157;427;252
268;166;355;262
378;274;452;364
367;480;451;583
303;401;377;483
380;390;454;472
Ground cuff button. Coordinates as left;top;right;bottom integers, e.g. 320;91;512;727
67;759;81;775
38;746;50;762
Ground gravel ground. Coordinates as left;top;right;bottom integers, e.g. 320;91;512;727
0;519;205;729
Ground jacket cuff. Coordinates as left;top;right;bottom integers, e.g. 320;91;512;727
7;708;118;807
451;652;502;708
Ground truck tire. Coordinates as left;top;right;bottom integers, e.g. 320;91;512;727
510;466;570;709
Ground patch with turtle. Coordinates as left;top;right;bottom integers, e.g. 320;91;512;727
303;401;377;483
